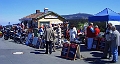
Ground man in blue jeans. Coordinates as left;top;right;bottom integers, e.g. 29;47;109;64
110;26;120;63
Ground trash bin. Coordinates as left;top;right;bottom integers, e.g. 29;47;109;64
0;31;3;37
118;46;120;56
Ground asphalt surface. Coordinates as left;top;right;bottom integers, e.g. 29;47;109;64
0;37;120;64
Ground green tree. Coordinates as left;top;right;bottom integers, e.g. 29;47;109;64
68;19;106;32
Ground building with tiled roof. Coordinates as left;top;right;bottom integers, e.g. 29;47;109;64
19;8;65;29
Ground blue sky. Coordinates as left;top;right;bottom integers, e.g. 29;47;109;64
0;0;120;25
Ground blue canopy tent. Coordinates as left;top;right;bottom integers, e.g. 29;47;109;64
89;8;120;21
88;8;120;27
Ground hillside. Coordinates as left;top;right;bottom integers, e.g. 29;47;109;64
62;13;93;20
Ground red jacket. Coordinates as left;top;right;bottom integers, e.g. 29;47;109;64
94;28;100;37
66;30;69;38
77;30;80;33
86;26;95;38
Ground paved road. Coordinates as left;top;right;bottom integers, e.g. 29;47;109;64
0;37;120;64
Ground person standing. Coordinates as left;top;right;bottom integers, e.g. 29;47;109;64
69;25;77;42
32;28;39;48
86;23;95;50
44;25;55;54
66;29;70;40
25;29;33;45
38;27;44;38
77;26;83;36
110;26;120;63
101;23;112;59
94;25;100;37
52;27;58;52
57;25;62;47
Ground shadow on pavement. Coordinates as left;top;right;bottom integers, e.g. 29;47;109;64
90;51;103;57
30;51;46;54
30;49;46;54
56;56;73;61
80;44;90;52
35;49;46;52
56;56;66;59
83;58;110;64
55;46;62;49
80;44;102;52
80;44;111;64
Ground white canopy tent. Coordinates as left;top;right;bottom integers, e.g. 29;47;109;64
108;21;120;26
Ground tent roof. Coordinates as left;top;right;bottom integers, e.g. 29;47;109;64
95;8;120;16
89;8;120;21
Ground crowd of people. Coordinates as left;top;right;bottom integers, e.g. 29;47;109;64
86;22;120;63
1;22;120;63
52;23;119;63
25;22;119;63
86;23;100;50
24;24;63;54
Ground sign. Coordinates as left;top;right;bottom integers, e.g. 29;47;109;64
92;38;99;50
45;15;58;18
67;43;78;60
40;22;50;26
61;43;70;58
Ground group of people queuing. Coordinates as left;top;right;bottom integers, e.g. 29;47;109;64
25;24;62;54
101;23;120;63
1;22;120;63
86;23;100;50
86;22;120;63
65;25;84;42
65;23;100;43
43;24;62;54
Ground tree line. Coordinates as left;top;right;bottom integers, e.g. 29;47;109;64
68;19;106;32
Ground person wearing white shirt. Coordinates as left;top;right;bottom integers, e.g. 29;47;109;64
69;25;77;42
110;26;120;63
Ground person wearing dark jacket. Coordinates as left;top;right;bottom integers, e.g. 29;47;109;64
101;23;112;59
44;25;55;54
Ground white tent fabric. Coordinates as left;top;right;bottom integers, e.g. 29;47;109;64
108;21;120;26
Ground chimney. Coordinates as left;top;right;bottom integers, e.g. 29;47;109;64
36;10;40;14
44;8;48;13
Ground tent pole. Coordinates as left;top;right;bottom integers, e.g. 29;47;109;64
106;21;108;27
105;21;108;33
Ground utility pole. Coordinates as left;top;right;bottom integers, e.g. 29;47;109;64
8;22;10;25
